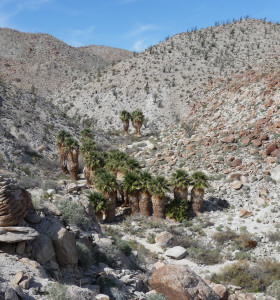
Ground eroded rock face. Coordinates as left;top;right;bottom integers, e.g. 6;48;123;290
0;175;34;226
149;265;219;300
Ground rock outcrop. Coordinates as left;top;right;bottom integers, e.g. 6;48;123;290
0;175;34;226
149;265;219;300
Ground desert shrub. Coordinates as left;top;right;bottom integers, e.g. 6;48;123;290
212;227;238;245
147;294;167;300
47;282;67;300
233;230;258;251
113;237;132;256
234;251;251;260
171;234;199;249
146;233;156;244
55;200;89;230
18;176;40;189
99;277;128;300
41;179;59;191
267;280;280;299
165;198;189;222
187;244;222;265
76;242;92;268
212;259;280;292
268;231;280;242
128;240;154;264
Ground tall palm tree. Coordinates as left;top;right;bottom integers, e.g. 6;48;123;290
190;171;210;215
105;150;131;180
123;171;140;215
83;150;104;185
170;169;191;204
131;110;145;137
56;130;71;174
81;128;93;143
149;176;170;219
136;171;152;216
119;110;131;136
93;168;118;222
62;137;79;181
80;137;96;157
87;191;108;221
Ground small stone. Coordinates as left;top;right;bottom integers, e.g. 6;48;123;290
231;181;243;190
154;261;165;270
221;135;235;143
165;246;187;260
13;271;24;284
266;143;277;156
239;209;252;217
231;159;242;167
96;294;110;300
155;231;173;248
212;284;228;300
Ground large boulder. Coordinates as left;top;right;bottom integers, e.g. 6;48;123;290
0;227;39;243
33;216;78;266
149;265;219;300
0;175;35;226
31;234;56;265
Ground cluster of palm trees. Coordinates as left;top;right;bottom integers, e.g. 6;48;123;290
56;129;210;222
119;110;145;137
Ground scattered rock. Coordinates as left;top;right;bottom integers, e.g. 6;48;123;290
155;231;173;248
266;143;277;156
0;227;39;243
165;246;187;260
230;181;243;190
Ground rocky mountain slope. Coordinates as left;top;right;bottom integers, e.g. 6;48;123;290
78;45;135;63
53;19;280;131
0;28;132;98
0;79;114;184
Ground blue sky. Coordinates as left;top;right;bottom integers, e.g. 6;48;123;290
0;0;280;51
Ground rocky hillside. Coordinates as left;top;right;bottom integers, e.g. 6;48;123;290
53;19;280;131
0;28;131;98
0;79;114;184
78;45;135;63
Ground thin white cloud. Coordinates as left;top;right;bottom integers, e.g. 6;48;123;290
0;0;51;28
126;25;157;37
67;26;96;47
132;39;151;52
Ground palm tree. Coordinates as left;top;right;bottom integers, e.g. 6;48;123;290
170;169;191;204
136;171;152;216
80;137;96;157
93;168;118;222
81;128;93;143
119;110;131;136
149;176;170;219
105;150;130;179
131;110;144;137
123;171;140;215
62;137;79;180
87;191;108;221
83;150;104;185
190;171;210;215
56;130;71;174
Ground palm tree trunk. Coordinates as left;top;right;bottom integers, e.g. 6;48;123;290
152;195;166;219
84;165;91;185
133;121;143;137
139;190;151;216
174;187;188;203
105;191;116;222
95;211;103;221
191;187;204;214
129;190;139;215
67;150;79;181
58;148;68;174
122;120;129;136
121;191;129;208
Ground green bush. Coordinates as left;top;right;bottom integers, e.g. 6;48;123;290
55;200;90;230
267;280;280;299
187;245;222;265
212;259;280;292
146;233;156;244
76;242;92;267
113;237;132;256
47;282;67;300
165;198;189;222
212;228;238;245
